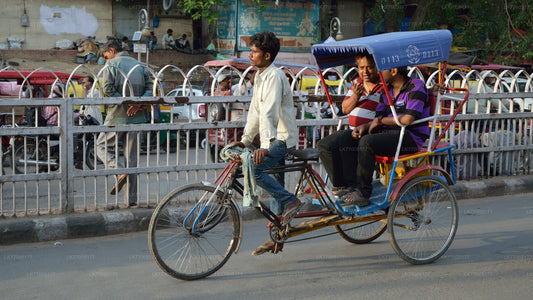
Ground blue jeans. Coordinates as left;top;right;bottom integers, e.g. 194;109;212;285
253;140;296;215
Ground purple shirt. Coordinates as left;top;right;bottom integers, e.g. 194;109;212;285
376;78;430;149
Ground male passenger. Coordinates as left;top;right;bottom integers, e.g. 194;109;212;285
340;66;429;206
230;31;300;256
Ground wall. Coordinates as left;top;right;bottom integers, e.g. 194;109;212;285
0;0;113;50
113;0;193;50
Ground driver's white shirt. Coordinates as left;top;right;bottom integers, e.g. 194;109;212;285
241;63;297;149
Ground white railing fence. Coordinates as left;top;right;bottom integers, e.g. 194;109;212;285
0;65;531;217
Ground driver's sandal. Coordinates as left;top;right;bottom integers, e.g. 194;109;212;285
251;240;284;256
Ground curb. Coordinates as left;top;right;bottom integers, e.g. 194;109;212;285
1;175;533;245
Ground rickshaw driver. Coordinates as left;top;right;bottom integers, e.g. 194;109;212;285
341;66;430;206
229;31;301;256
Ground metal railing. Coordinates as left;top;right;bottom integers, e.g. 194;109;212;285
0;65;532;217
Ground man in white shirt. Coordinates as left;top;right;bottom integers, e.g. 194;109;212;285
230;31;300;256
162;29;176;50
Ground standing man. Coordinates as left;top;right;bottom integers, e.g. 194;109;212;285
230;31;300;256
97;40;153;208
148;31;158;51
318;54;382;197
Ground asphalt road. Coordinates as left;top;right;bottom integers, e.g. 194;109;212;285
1;193;532;300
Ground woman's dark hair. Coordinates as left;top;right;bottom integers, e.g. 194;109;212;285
249;31;280;62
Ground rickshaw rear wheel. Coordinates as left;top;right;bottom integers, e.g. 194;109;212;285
387;175;458;264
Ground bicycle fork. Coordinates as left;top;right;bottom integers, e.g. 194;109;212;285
183;160;238;235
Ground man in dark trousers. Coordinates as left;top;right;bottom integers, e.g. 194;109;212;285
230;31;300;256
97;40;153;207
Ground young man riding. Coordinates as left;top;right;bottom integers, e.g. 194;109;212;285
230;31;300;256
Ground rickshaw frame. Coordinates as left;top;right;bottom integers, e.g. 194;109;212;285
148;30;468;280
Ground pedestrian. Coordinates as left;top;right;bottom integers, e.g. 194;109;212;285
79;76;103;125
148;31;158;51
229;31;300;256
97;40;153;208
41;82;63;126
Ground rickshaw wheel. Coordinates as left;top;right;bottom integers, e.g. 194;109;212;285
335;209;387;244
387;175;458;264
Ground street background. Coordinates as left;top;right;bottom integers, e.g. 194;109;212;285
1;193;532;300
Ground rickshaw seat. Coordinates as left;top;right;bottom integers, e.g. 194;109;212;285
375;140;451;165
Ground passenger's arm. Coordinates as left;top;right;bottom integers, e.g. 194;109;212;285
352;122;371;139
381;114;416;126
368;114;415;134
342;82;363;114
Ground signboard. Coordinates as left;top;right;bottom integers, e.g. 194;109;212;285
212;0;238;54
238;0;319;52
213;0;319;54
133;43;147;53
132;31;143;42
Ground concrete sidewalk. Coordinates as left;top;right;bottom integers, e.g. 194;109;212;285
1;175;533;245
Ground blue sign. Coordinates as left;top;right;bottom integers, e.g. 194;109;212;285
212;0;319;54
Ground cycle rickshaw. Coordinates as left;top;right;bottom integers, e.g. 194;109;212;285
148;29;469;280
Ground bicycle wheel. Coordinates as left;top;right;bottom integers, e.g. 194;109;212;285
335;210;387;244
388;175;458;264
148;183;241;280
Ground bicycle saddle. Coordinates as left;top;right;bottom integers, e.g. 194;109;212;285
288;148;320;161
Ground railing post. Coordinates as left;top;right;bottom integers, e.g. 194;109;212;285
61;98;75;213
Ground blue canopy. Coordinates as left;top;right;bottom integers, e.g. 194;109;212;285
312;30;453;71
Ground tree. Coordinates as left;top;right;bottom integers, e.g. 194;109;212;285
366;0;533;65
115;0;262;24
178;0;263;24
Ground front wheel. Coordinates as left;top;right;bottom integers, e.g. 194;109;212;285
148;184;241;280
388;175;458;264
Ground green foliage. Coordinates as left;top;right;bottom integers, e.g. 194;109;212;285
179;0;263;24
115;0;262;24
366;0;533;65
